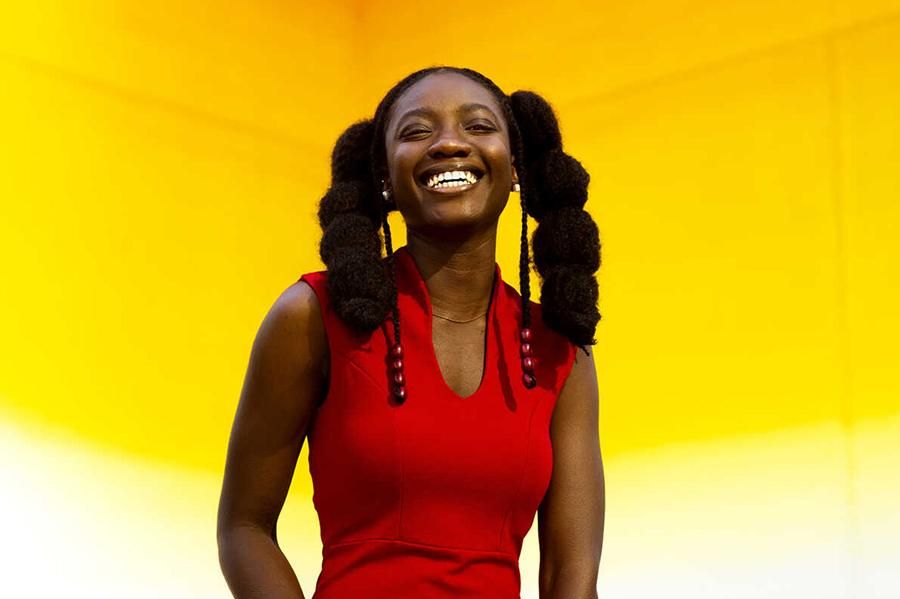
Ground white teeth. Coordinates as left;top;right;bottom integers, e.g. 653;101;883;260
425;169;480;189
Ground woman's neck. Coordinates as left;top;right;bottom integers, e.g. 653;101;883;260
405;232;498;322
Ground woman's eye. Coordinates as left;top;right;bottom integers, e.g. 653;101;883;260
400;122;495;138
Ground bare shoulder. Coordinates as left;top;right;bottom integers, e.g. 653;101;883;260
567;343;597;388
267;279;324;336
256;279;328;380
551;345;600;440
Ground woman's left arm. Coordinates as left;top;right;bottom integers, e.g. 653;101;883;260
538;344;605;599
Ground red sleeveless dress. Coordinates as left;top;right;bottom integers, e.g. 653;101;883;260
298;245;577;598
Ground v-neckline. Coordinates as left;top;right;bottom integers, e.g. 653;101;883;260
393;246;501;401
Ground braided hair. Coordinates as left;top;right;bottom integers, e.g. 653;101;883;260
316;66;601;404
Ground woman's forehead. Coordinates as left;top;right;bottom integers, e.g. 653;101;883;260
388;72;505;126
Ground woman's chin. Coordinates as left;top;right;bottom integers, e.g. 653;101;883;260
420;201;505;234
397;184;508;234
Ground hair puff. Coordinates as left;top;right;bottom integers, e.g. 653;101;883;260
330;119;376;183
327;250;393;330
509;91;563;161
532;207;601;274
317;180;379;229
508;88;601;350
539;265;600;346
530;149;590;218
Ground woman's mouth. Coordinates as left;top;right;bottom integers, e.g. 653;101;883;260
419;167;484;194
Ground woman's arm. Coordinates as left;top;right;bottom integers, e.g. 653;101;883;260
217;281;328;599
538;344;605;599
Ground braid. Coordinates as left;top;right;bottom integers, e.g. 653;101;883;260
380;199;402;380
518;185;532;330
509;91;601;352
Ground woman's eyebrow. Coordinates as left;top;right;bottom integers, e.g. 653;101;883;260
458;102;499;121
396;103;500;123
397;106;436;122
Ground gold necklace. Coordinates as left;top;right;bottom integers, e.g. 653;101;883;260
432;310;487;324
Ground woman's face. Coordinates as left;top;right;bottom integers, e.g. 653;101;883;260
383;72;518;238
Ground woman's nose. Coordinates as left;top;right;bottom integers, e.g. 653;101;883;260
427;129;472;159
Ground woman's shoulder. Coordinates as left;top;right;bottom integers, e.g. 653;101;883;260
295;265;330;310
274;275;328;349
246;275;329;396
297;265;328;287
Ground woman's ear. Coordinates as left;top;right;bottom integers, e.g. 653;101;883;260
511;163;519;185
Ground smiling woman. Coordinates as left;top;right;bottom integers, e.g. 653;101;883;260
217;66;605;599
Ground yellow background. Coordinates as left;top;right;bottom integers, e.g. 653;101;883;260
1;1;898;597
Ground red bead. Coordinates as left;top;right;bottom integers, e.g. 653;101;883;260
520;328;533;342
391;359;404;371
393;385;407;400
393;371;405;386
522;373;536;388
520;342;532;357
522;356;534;372
391;343;403;359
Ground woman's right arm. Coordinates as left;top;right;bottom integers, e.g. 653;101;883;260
217;280;328;599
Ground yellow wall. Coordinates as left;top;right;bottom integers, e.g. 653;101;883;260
1;1;898;596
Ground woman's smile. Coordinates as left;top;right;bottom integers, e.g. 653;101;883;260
417;163;487;196
419;171;485;196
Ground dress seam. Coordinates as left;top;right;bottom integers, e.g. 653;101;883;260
496;393;543;551
333;351;389;394
324;536;518;559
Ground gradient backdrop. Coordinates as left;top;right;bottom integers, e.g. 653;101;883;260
1;1;898;597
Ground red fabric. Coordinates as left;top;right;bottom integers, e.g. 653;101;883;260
298;245;577;599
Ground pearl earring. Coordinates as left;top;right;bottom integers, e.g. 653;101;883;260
512;182;521;193
382;189;391;200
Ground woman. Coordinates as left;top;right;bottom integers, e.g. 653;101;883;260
218;66;605;598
